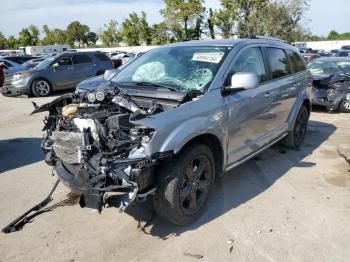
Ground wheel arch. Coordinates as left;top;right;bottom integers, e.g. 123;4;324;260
176;133;224;178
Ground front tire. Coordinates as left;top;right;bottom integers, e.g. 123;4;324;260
282;105;309;149
153;144;215;225
339;94;350;113
31;79;52;97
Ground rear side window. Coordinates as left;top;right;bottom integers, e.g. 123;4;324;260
94;53;110;61
266;48;291;79
286;50;306;72
73;55;92;64
230;47;267;83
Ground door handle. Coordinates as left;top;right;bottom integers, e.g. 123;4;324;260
264;92;271;98
67;67;74;70
90;64;96;67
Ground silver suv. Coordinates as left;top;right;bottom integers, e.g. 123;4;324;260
33;38;312;225
2;52;113;97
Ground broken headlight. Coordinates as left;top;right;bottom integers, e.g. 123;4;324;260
129;127;155;142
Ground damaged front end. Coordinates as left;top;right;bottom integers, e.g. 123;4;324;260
311;74;350;110
33;89;174;212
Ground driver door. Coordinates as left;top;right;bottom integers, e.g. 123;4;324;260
52;56;76;89
225;46;278;164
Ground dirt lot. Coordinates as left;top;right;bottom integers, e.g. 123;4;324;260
0;94;349;262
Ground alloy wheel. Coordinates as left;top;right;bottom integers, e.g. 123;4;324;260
179;155;211;216
35;80;50;96
294;108;308;146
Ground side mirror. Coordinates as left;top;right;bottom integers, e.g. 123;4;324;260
223;72;259;93
52;62;59;68
103;68;119;81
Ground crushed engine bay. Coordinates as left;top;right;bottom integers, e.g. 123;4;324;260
311;74;350;110
31;87;196;212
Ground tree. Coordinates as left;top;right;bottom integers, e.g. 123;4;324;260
28;25;40;45
150;22;170;45
84;32;98;46
5;35;19;49
327;30;339;40
214;0;238;38
41;25;67;45
139;12;152;45
0;32;6;49
244;0;310;42
161;0;206;41
120;12;151;46
66;21;91;47
17;25;40;46
100;20;121;47
207;8;215;39
121;12;141;46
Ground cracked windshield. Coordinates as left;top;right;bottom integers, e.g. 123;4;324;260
112;46;230;92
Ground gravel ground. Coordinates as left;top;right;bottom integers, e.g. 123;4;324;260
0;94;349;262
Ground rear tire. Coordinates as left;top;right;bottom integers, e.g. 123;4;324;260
153;144;215;225
339;95;350;113
282;105;309;149
31;79;52;97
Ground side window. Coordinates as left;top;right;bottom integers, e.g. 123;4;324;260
286;50;306;72
57;57;72;66
94;53;110;61
266;48;291;79
73;55;92;64
230;47;267;83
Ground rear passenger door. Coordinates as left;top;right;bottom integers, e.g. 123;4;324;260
72;54;94;84
263;47;295;127
284;49;308;109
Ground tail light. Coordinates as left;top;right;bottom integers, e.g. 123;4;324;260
111;60;116;68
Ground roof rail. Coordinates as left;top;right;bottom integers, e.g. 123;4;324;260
246;34;290;44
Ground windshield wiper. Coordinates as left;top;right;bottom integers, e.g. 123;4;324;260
116;81;178;92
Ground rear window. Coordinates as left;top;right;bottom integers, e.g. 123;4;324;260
286;50;306;73
73;54;92;64
94;53;110;61
266;48;292;79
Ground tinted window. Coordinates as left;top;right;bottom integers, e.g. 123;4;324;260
230;47;267;83
57;57;72;66
94;53;110;61
266;48;291;79
286;50;306;72
73;54;92;64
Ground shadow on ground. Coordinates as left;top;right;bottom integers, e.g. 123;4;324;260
0;137;43;174
123;120;336;239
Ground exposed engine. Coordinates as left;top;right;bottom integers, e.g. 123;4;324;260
312;74;350;110
33;88;183;211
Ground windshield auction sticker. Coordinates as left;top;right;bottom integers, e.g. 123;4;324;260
192;52;224;64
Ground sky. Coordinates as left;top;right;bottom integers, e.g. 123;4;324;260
0;0;349;38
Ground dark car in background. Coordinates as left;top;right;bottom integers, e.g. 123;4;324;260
1;56;35;64
302;53;321;62
335;51;349;57
308;57;350;112
341;45;350;51
2;52;114;97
